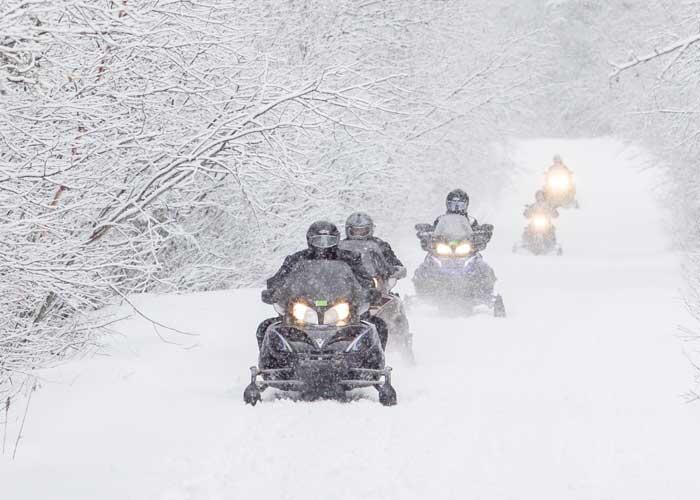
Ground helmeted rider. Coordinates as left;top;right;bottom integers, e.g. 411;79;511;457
258;221;387;348
524;190;559;220
548;154;573;176
263;221;374;300
420;189;494;250
434;189;479;229
343;212;404;274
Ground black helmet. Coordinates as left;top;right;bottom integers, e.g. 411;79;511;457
345;212;374;239
306;220;341;251
535;190;546;202
446;189;469;214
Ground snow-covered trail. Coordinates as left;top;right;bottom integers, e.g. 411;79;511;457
4;138;700;500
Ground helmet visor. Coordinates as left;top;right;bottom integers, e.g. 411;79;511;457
309;233;340;249
446;200;467;213
348;225;372;238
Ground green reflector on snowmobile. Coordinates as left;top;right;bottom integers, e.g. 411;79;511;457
315;300;328;307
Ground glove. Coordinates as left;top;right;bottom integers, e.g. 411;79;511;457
261;289;275;304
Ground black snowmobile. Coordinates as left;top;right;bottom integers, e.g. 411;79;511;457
338;239;414;362
412;214;505;317
244;259;397;406
515;209;562;256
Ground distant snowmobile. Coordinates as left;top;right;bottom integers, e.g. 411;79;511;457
244;259;397;406
514;207;562;256
544;157;579;209
412;213;506;317
339;238;414;363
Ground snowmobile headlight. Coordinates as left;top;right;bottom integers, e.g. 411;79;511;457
548;174;570;191
435;243;452;256
532;215;549;230
324;302;350;325
292;302;318;324
454;242;472;256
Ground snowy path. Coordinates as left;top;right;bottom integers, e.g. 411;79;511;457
3;138;700;500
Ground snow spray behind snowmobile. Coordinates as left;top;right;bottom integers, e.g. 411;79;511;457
412;214;505;317
244;259;397;406
338;239;414;362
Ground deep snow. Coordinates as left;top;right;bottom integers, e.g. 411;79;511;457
2;138;700;500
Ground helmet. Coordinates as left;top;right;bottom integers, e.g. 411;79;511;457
446;189;469;214
306;221;340;251
535;190;546;202
553;154;563;163
345;212;374;239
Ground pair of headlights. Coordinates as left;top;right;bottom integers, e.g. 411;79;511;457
291;301;350;326
435;242;472;257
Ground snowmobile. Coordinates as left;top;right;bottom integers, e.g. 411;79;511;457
338;239;414;362
514;210;563;256
544;167;578;209
243;259;397;406
412;214;506;317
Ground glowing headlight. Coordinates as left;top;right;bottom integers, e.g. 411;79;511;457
548;174;570;191
454;242;472;256
292;302;318;324
532;215;549;230
435;243;452;256
324;302;350;325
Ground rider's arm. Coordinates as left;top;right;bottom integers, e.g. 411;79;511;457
376;238;404;268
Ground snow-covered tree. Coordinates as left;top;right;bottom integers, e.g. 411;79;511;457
0;0;547;396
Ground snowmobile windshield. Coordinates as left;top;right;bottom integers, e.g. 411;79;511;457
339;239;391;278
272;259;369;308
433;213;473;243
308;233;340;249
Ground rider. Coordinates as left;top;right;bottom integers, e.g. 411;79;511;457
524;190;559;220
433;189;480;229
258;221;386;348
547;154;573;176
420;189;494;250
343;212;404;275
263;220;374;300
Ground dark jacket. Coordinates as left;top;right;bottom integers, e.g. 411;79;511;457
368;236;404;268
264;248;375;304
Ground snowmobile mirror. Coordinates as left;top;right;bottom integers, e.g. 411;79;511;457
472;231;488;248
